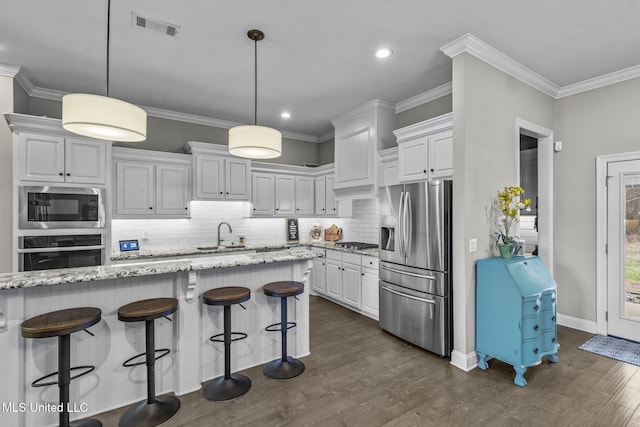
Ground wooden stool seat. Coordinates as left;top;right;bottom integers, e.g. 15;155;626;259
118;298;178;322
203;286;251;306
21;307;101;339
263;281;304;298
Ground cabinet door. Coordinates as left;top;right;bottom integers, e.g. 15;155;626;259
314;176;326;215
398;136;429;182
65;138;106;184
225;158;251;200
361;267;379;318
115;161;155;216
311;257;326;294
342;261;362;308
325;259;343;300
334;128;373;188
428;129;453;179
155;164;190;216
275;175;296;215
295;177;314;215
18;133;65;182
195;155;224;200
251;173;275;215
325;175;337;216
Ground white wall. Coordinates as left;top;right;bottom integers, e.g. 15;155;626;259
451;53;555;357
555;76;640;321
111;199;378;254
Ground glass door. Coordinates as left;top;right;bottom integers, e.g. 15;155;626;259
607;160;640;341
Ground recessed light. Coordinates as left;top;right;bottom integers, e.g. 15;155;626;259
375;48;392;59
281;112;291;119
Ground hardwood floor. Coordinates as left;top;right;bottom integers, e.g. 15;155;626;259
94;296;640;426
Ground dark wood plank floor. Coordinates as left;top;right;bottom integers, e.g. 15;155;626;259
94;296;640;426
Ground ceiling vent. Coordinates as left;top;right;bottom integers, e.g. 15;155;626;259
131;12;180;37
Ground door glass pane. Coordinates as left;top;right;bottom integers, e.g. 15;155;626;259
624;175;640;319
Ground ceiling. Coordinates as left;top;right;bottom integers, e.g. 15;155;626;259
1;0;640;141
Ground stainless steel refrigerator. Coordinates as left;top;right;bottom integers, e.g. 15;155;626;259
379;180;452;357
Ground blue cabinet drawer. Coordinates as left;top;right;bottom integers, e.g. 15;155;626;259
539;330;558;353
540;291;557;311
540;310;557;331
522;297;542;317
521;316;541;340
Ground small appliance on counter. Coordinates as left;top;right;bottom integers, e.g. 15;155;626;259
309;223;323;241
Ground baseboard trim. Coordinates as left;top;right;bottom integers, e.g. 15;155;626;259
557;313;597;334
450;350;477;372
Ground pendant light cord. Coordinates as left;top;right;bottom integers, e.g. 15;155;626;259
106;0;111;97
254;35;257;126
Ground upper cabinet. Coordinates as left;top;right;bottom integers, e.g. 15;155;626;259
394;113;453;183
113;148;191;218
314;175;337;216
332;100;395;199
16;132;107;185
185;142;250;201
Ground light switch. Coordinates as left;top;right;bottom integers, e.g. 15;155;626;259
469;238;478;253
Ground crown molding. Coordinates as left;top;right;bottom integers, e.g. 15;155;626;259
317;130;334;143
395;82;452;113
440;33;559;98
0;62;21;78
556;64;640;98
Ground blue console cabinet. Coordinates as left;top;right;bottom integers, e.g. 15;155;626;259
476;256;559;386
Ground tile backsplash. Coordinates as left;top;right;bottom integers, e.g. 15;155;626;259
111;199;379;253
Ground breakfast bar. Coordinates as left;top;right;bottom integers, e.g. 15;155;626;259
0;248;317;427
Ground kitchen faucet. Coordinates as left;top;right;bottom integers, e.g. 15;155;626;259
217;222;232;247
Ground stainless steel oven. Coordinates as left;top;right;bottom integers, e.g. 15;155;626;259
18;234;105;271
19;186;105;229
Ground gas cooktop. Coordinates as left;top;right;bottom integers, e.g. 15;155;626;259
333;241;378;250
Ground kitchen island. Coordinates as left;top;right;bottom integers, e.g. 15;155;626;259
0;248;318;427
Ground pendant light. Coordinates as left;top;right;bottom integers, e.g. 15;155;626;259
62;0;147;142
228;29;282;159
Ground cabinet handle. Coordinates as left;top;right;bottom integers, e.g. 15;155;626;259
551;297;556;303
296;208;299;211
276;208;279;211
220;192;223;194
533;324;539;331
430;168;434;173
149;207;153;210
226;192;229;195
533;348;539;355
58;172;63;176
361;273;364;276
534;305;539;311
322;208;325;211
184;207;188;210
423;169;427;174
552;337;557;343
66;173;71;176
551;316;556;322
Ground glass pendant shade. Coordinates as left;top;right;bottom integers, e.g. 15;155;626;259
229;124;282;159
62;93;147;142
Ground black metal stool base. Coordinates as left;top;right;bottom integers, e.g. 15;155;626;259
203;374;251;401
69;418;102;427
119;395;180;427
263;356;305;380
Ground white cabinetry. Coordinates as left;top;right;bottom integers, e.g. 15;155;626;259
332;100;395;199
17;132;107;184
113;148;191;218
394;113;453;183
186;142;250;201
311;251;326;295
295;177;314;215
251;173;275;215
321;249;379;319
315;175;338;216
275;175;296;215
378;147;399;187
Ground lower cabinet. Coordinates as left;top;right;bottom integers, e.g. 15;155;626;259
311;249;379;320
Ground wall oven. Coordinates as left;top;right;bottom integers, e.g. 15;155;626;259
18;234;105;272
19;186;105;229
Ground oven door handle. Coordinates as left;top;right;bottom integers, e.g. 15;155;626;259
381;284;436;304
18;245;106;253
380;264;436;280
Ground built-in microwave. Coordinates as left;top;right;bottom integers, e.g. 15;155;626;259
19;186;106;229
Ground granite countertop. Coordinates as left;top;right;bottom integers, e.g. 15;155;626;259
112;241;379;261
0;247;321;290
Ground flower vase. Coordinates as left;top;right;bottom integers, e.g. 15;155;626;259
498;243;515;259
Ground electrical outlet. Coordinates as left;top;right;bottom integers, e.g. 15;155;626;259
469;238;478;253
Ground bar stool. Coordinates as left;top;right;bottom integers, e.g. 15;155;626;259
202;286;251;401
118;298;180;427
263;281;305;379
21;307;102;427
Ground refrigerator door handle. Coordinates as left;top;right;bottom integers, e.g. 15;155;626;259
381;284;436;304
398;191;405;258
406;192;412;257
380;264;437;280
